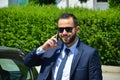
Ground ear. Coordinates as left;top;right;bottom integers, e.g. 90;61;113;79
75;26;80;33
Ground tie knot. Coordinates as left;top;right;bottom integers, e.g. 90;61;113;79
65;48;70;55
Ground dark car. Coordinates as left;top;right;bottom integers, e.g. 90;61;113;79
0;46;38;80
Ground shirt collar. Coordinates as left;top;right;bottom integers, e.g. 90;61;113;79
63;37;79;54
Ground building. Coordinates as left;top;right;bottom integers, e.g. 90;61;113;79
56;0;109;10
0;0;28;8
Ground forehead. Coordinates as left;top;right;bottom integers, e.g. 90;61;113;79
58;17;74;27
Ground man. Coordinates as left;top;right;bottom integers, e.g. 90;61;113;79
24;13;102;80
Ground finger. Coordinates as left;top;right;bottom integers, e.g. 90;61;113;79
49;38;58;48
53;34;57;38
47;39;56;47
47;39;54;46
51;35;58;43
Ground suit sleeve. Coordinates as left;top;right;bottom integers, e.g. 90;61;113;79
24;50;44;67
89;49;103;80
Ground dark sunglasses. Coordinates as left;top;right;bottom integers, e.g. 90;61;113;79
58;27;74;33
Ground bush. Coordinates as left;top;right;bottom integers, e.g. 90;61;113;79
0;5;120;65
29;0;55;5
109;0;120;8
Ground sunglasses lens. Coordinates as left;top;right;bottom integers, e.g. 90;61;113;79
58;28;64;33
66;27;73;32
58;27;74;33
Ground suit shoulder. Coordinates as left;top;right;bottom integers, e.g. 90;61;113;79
80;42;97;54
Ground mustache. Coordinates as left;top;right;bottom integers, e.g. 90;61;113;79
61;34;68;37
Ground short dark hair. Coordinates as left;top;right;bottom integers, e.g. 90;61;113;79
58;13;78;27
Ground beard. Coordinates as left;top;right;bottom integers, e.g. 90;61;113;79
60;33;76;45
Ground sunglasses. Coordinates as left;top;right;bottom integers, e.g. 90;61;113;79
58;27;74;33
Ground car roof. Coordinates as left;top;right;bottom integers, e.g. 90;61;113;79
0;46;25;62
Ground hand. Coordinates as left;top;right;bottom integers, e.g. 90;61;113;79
41;35;58;50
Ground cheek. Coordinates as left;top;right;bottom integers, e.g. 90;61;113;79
59;33;62;37
72;29;77;34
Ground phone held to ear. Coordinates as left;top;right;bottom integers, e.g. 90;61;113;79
56;32;59;41
54;32;59;44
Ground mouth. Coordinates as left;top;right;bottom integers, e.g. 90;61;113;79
62;36;69;41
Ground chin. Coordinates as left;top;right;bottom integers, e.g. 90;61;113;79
63;40;70;44
61;38;71;44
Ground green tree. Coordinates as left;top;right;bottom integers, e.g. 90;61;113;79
38;0;55;5
29;0;88;5
29;0;39;4
109;0;120;8
79;0;87;3
29;0;55;5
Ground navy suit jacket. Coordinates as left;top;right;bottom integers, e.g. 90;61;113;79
24;39;102;80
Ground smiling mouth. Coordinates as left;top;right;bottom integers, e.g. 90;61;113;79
62;36;69;41
62;35;68;39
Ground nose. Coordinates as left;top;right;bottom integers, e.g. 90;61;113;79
62;29;68;34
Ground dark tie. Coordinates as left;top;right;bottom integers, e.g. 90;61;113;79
56;48;70;80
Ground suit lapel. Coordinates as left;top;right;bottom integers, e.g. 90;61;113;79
70;40;83;77
41;48;62;80
44;42;64;80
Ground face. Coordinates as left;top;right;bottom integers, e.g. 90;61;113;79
58;17;79;47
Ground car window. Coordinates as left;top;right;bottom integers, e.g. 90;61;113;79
0;58;31;80
0;59;19;71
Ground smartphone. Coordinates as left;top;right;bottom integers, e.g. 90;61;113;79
54;32;59;44
56;32;59;41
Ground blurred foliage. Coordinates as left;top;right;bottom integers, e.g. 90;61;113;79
0;5;120;66
29;0;55;5
108;0;120;8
